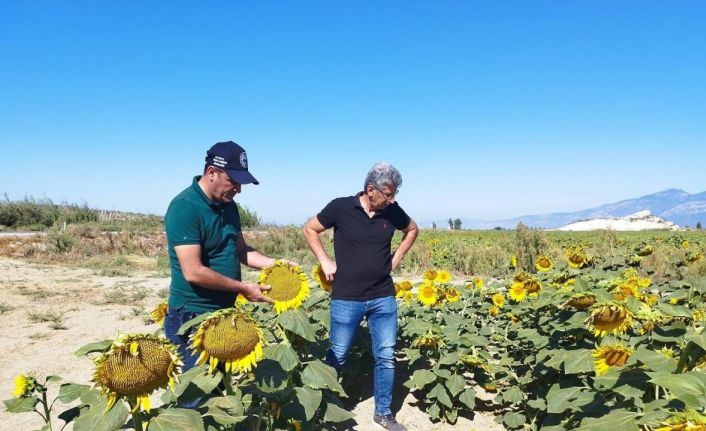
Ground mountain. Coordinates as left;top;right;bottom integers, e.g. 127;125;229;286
436;189;706;229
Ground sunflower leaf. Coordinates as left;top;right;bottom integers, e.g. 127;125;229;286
445;374;466;397
458;388;476;409
631;347;678;372
295;386;322;421
429;383;453;408
74;340;113;356
72;397;129;431
176;313;209;336
647;371;706;409
3;397;39;413
323;401;354;422
563;349;594;374
255;359;289;393
575;409;640;431
546;385;581;414
277;309;316;342
300;360;346;395
57;383;91;403
265;343;300;372
503;412;526;429
404;369;436;389
147;408;205;431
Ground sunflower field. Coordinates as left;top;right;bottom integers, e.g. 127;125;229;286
6;228;706;430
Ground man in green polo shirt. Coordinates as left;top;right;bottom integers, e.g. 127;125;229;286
164;141;277;371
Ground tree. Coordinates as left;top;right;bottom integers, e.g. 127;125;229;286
431;221;437;229
453;218;462;230
697;221;702;230
448;218;453;229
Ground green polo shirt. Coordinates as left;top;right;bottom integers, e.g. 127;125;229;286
165;176;242;313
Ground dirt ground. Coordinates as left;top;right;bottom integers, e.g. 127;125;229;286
0;255;504;430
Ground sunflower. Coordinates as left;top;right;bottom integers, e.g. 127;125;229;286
656;410;706;431
563;294;596;310
585;304;634;337
513;272;530;283
444;287;461;303
190;308;266;375
12;374;34;398
417;282;438;306
637;245;654;257
535;255;554;272
508;282;527;302
423;269;438;281
259;260;310;314
508;313;521;323
311;262;332;292
566;247;588;269
687;252;704;263
489;305;500;316
640;293;659;306
235;293;248;305
524;278;542;295
693;308;706;322
399;290;415;305
682;240;690;249
592;344;632;375
93;334;181;412
459;352;490;371
473;276;484;291
492;293;506;308
412;331;445;350
435;270;452;284
510;254;517;268
612;281;639;301
394;280;413;296
149;302;168;325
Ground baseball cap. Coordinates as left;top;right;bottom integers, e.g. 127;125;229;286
205;141;259;185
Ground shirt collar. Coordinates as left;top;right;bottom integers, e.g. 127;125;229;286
191;176;224;210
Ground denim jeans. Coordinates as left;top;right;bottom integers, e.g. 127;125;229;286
326;296;398;416
164;306;201;371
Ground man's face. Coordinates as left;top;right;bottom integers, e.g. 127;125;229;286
366;184;397;211
211;168;241;203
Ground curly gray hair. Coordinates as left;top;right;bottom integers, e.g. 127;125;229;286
363;162;402;191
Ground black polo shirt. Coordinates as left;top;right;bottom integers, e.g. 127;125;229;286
317;193;411;301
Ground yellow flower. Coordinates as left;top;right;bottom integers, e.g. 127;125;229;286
693;308;706;322
444;287;461;303
637;244;654;257
656;410;706;431
670;297;681;305
638;277;652;288
563;294;596;310
492;293;505;308
289;419;303;431
259;260;310;314
585;304;634;337
191;308;265;375
12;374;32;398
417;282;438;306
235;293;248;305
149;302;168;325
508;282;527;302
508;313;520;323
682;240;690;249
640;293;659;307
423;269;438;281
394;280;413;295
510;254;517;268
489;305;500;316
613;281;639;301
93;334;182;412
399;290;415;305
435;270;452;284
687;252;704;263
535;255;554;272
566;247;588;269
513;272;530;283
311;262;332;292
524;278;542;295
412;331;445;350
592;344;632;375
473;276;484;291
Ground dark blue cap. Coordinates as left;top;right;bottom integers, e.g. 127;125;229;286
205;141;259;185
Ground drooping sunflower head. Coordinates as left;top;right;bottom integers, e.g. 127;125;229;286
508;282;527;302
417;282;438;306
12;374;35;398
259;260;310;314
311;262;332;292
398;290;415;305
435;270;452;284
394;280;413;295
459;352;490;371
656;410;706;431
535;255;554;272
473;276;484;291
93;334;182;412
492;293;506;308
612;281;639;301
687;252;705;263
489;305;500;316
423;269;438;282
563;294;596;310
444;287;461;303
592;343;632;375
149;302;168;325
636;244;654;257
524;278;542;295
585;304;634;337
513;272;530;283
412;331;445;350
190;308;266;374
566;247;588;269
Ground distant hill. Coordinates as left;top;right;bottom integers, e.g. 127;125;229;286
430;189;706;229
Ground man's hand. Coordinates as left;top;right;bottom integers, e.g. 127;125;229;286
321;258;337;282
240;282;275;304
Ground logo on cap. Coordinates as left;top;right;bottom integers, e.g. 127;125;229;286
240;152;248;169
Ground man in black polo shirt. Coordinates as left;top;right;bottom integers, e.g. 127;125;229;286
303;162;419;431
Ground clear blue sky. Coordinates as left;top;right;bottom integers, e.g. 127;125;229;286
2;1;705;226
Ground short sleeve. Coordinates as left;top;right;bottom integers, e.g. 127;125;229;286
316;199;338;229
390;204;411;230
165;200;202;246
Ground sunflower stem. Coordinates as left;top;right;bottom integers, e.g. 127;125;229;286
133;409;144;431
223;369;235;396
40;389;53;431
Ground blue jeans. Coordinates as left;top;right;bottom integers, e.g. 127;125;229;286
164;306;203;408
326;296;398;417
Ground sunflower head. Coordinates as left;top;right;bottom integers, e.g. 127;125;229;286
190;308;266;375
592;343;632;375
473;276;484;291
444;287;461;303
149;302;168;325
510;254;517;268
259;260;310;314
311;262;332;292
566;247;588;269
434;270;452;284
12;374;36;398
412;331;445;350
564;294;596;310
508;281;527;302
489;305;500;316
585;303;634;337
417;282;438;306
637;244;654;257
535;255;554;272
93;334;181;412
398;290;415;305
524;278;542;295
687;252;704;263
492;293;506;308
423;269;438;282
395;280;413;295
